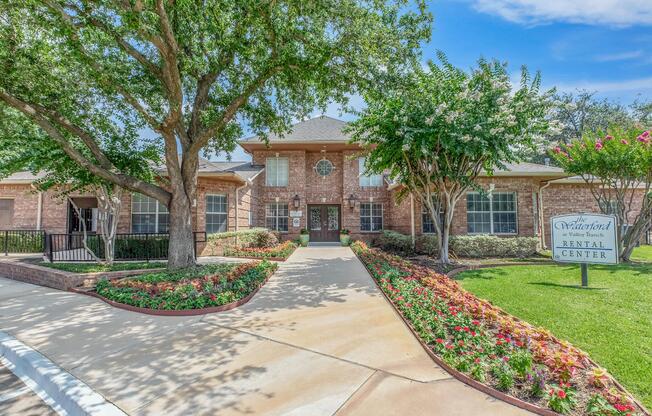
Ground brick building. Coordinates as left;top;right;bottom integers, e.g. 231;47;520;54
0;116;646;249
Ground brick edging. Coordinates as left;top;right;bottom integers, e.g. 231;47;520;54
70;268;275;316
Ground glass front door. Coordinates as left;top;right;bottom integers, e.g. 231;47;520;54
308;205;340;242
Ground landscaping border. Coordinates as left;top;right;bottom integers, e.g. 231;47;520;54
353;248;650;416
450;262;651;416
70;266;274;316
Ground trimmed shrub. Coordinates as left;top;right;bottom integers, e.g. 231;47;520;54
202;228;278;256
0;232;44;253
374;230;413;254
450;235;538;258
416;234;439;256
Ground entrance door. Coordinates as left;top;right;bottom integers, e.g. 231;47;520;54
308;205;340;242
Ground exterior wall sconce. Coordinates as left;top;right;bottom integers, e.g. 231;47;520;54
293;194;301;209
347;194;357;209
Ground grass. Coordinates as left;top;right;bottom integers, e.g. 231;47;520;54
39;261;166;273
456;262;652;410
631;245;652;262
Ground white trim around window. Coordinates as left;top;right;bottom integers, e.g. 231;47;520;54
265;202;289;232
360;202;383;232
265;157;289;187
358;157;383;187
466;191;518;235
131;193;169;233
205;194;228;234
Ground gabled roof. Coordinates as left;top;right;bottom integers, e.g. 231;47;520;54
0;158;264;186
241;116;351;144
482;162;564;177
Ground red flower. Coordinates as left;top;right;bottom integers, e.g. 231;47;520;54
454;325;462;331
436;338;444;344
557;390;566;399
472;320;480;326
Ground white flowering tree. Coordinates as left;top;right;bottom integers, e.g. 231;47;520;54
348;55;553;263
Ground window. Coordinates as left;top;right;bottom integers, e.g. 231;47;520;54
0;199;14;228
266;202;288;232
422;201;444;234
266;157;289;187
206;194;228;234
359;157;383;187
315;159;333;176
131;193;169;233
360;203;383;232
466;192;517;234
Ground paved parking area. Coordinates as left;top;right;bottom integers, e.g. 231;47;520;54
0;247;530;415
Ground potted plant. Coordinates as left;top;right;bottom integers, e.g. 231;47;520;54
299;228;310;247
339;229;351;246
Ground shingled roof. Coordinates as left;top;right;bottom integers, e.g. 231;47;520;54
241;115;351;143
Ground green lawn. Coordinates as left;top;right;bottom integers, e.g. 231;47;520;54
39;261;166;273
631;245;652;262
456;262;652;410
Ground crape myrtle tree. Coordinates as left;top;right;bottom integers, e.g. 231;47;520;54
0;106;159;264
0;1;431;268
348;54;553;264
552;127;652;262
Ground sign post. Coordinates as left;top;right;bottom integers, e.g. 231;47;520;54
551;213;618;287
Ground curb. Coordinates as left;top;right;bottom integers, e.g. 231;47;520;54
0;331;126;416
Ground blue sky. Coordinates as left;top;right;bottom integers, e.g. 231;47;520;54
220;0;652;162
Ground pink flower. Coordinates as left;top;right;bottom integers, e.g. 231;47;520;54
553;146;562;154
604;135;614;141
637;135;649;143
621;139;628;145
642;130;650;138
595;142;603;150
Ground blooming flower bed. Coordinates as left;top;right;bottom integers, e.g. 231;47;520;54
95;261;277;310
352;241;645;416
223;241;298;260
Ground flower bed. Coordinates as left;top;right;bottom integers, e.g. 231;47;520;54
351;241;646;416
223;241;297;260
95;261;277;311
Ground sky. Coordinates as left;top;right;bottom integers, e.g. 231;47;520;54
219;0;652;162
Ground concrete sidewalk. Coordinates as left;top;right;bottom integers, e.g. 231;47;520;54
0;247;530;415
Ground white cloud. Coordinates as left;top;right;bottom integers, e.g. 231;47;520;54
593;50;643;62
471;0;652;27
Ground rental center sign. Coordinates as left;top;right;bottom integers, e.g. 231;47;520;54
551;213;619;265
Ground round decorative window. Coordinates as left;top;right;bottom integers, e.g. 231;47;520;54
315;159;334;177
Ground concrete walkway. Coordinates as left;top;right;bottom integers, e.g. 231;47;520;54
0;246;530;415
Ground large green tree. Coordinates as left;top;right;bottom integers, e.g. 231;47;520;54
0;0;431;268
348;55;553;263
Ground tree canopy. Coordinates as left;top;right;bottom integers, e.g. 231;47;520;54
0;0;431;267
348;54;553;263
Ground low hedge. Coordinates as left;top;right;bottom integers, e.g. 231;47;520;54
450;235;538;258
223;241;297;260
202;228;278;256
0;233;44;253
375;231;539;258
88;236;169;260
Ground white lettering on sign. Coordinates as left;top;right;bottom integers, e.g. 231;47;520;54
551;214;618;265
289;210;302;218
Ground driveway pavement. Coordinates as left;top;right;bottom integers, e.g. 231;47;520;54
0;246;530;415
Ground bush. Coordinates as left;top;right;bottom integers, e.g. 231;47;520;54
374;230;413;254
416;234;439;256
202;228;277;256
450;235;538;258
0;232;44;253
89;236;169;260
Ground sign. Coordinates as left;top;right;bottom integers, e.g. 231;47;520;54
551;213;618;265
292;218;301;228
289;210;302;218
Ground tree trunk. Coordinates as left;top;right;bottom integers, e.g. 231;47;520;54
97;185;122;266
167;191;196;269
439;227;450;264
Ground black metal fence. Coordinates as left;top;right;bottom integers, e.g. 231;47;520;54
44;231;207;262
2;230;46;255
